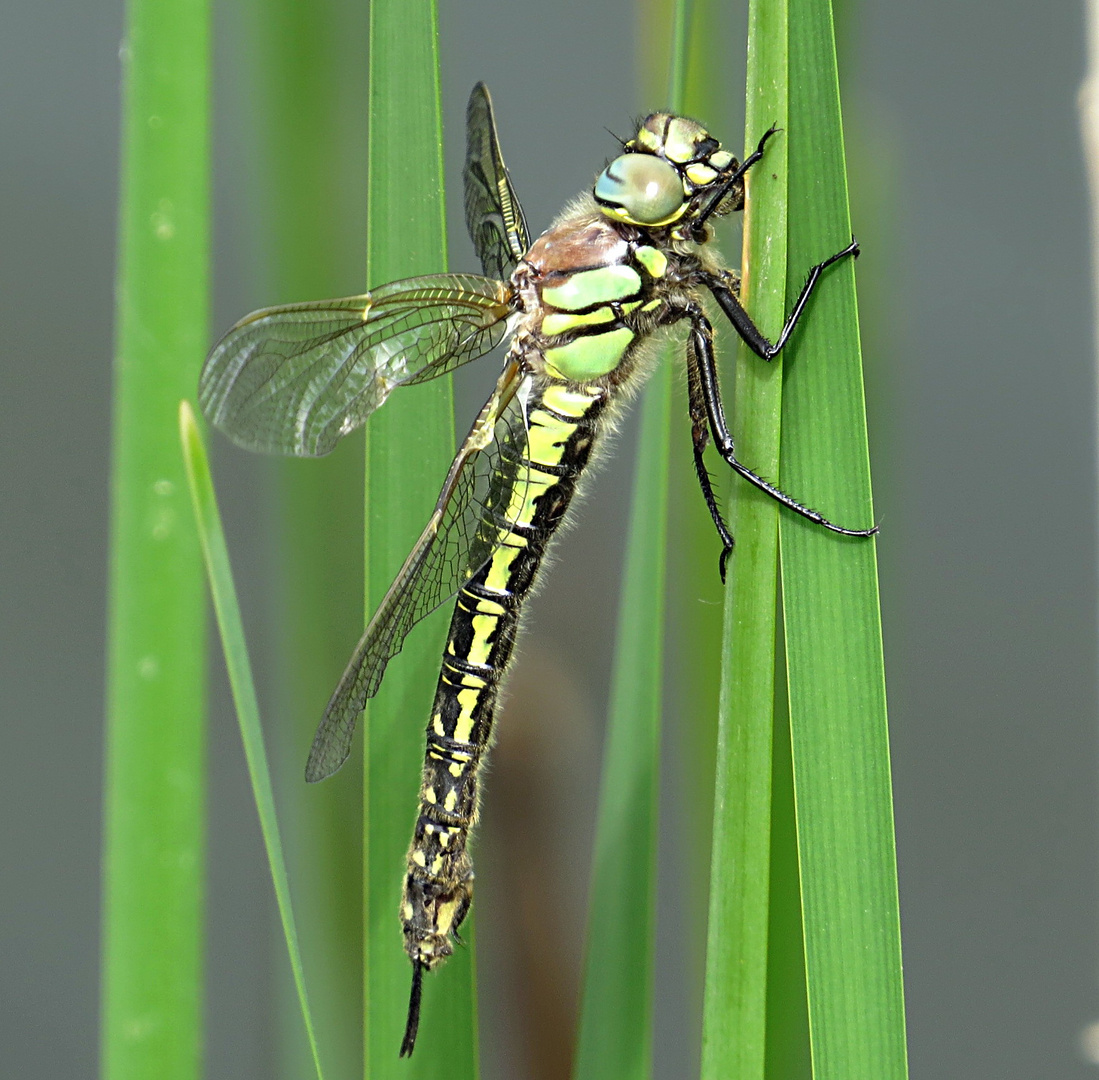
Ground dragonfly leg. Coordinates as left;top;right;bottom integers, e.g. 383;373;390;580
685;303;878;538
685;328;736;582
702;237;859;361
693;126;782;230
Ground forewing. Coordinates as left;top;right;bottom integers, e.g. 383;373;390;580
305;363;532;782
464;83;530;281
198;273;511;456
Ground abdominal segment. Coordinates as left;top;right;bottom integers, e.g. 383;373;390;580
400;374;606;969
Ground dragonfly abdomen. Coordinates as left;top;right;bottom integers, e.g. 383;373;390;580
400;375;606;971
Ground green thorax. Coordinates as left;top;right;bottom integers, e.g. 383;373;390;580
524;216;670;382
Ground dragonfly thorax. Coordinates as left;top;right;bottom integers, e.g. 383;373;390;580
517;211;686;383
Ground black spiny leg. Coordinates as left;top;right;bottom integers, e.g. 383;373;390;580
685;304;878;538
686;327;736;581
704;238;859;361
399;961;427;1058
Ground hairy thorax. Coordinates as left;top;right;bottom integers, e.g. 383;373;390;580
509;203;713;390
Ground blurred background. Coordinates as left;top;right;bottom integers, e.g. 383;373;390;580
2;0;1096;1077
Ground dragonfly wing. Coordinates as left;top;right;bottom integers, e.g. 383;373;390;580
464;83;530;281
199;273;511;456
305;360;532;782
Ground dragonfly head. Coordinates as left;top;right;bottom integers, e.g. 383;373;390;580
593;113;742;240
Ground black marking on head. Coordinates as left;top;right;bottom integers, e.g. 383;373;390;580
696;135;720;160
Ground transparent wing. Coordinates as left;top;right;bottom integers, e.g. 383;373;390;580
464;82;531;281
198;273;512;456
305;361;532;782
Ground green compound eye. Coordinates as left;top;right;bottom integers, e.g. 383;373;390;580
594;153;686;226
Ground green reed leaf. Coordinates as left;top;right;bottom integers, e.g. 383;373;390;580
361;4;477;1076
179;402;325;1080
701;0;788;1075
102;1;209;1073
778;1;907;1077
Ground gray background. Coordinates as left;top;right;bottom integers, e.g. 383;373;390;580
2;0;1096;1076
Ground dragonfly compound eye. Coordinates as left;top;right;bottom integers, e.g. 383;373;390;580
594;153;686;227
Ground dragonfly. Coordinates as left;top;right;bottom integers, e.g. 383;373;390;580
199;82;876;1056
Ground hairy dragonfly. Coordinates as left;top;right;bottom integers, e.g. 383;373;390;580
199;83;875;1055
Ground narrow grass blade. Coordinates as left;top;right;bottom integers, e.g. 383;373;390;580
779;1;908;1076
102;1;209;1074
700;0;788;1075
574;360;672;1080
573;5;687;1076
179;402;325;1080
361;4;477;1075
